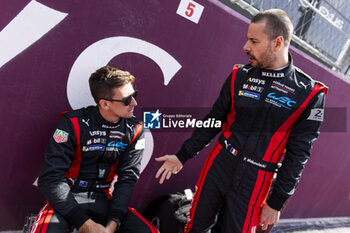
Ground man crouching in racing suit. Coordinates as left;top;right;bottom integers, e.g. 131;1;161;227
31;66;158;233
155;9;328;233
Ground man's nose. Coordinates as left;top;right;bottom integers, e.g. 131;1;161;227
130;96;137;106
243;41;249;52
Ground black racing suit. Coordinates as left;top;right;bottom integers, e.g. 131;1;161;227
32;106;158;233
176;57;328;233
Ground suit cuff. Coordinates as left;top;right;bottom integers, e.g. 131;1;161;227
266;191;289;211
176;150;190;165
66;206;90;229
108;218;121;231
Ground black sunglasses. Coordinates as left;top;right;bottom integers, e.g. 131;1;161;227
102;90;138;106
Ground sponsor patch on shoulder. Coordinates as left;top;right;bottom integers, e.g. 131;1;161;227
135;138;145;150
53;129;69;143
307;108;324;122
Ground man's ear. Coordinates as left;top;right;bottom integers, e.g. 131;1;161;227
273;36;284;51
99;99;109;110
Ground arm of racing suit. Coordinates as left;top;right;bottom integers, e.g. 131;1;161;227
38;115;90;229
267;89;327;211
108;124;144;224
176;72;234;164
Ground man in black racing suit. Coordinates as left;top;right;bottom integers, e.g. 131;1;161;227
155;9;328;233
31;66;158;233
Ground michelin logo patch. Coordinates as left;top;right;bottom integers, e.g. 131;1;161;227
307;108;324;122
239;90;260;100
83;145;105;152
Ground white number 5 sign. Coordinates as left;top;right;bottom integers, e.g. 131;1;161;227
176;0;204;24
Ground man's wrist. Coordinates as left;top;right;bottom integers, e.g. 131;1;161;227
107;218;121;231
66;206;90;229
266;192;288;211
78;219;93;233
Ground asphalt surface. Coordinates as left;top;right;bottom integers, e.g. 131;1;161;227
271;217;350;233
4;217;350;232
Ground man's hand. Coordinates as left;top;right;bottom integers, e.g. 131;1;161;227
155;155;183;184
259;204;280;231
78;219;108;233
105;220;118;233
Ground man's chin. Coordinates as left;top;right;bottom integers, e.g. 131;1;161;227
250;61;258;68
125;112;134;118
248;58;256;66
249;60;263;69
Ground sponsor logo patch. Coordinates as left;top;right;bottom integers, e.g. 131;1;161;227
307;108;324;122
101;124;120;129
89;131;106;136
110;131;125;139
53;129;69;143
242;67;251;73
242;83;264;93
135;138;145;150
239;90;260;100
107;141;129;151
82;119;90;126
261;71;284;78
82;145;105;151
265;92;296;110
271;81;295;94
247;77;265;85
86;138;106;145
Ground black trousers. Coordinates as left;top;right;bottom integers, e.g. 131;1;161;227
184;143;274;233
30;191;159;233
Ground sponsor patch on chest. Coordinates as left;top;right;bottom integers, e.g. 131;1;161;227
83;145;105;151
247;77;266;85
239;90;260;100
109;131;126;139
242;84;264;93
107;141;129;151
86;138;106;145
261;71;284;78
271;81;295;94
265;92;296;110
89;130;106;136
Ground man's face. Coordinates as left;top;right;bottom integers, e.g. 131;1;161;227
243;21;276;69
107;82;137;120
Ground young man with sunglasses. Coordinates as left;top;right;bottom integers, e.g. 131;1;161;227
32;66;158;233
